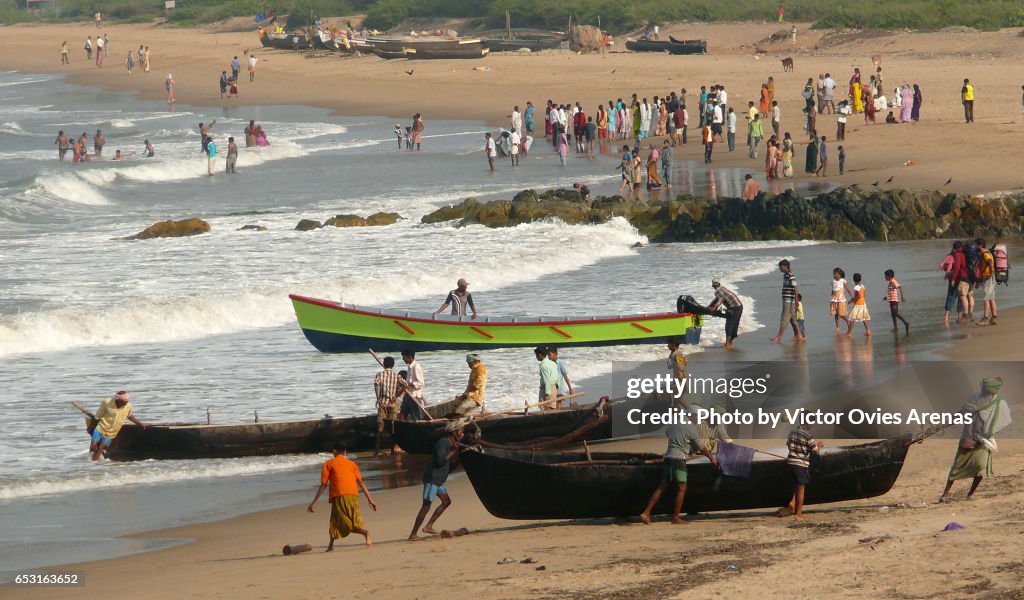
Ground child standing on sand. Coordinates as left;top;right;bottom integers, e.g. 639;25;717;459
794;293;806;338
830;268;852;334
884;269;910;336
783;423;823;521
308;442;377;550
847;272;872;336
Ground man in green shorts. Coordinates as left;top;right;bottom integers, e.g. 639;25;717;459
640;417;717;524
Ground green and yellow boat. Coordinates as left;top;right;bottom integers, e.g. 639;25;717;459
289;294;703;353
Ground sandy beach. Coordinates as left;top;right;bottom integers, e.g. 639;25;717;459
7;302;1023;600
3;21;1024;195
3;17;1024;600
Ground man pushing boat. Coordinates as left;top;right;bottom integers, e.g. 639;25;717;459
453;354;487;416
86;391;148;461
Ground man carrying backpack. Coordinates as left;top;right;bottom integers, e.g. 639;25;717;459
976;239;998;326
962;239;981;322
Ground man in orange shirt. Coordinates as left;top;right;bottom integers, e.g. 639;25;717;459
308;442;378;550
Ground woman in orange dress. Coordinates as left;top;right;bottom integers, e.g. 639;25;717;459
759;83;771;117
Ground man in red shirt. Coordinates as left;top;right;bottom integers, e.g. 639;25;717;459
308;442;378;550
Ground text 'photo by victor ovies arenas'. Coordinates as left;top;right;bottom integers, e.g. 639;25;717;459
1;1;1023;598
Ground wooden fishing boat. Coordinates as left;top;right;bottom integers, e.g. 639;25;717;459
483;37;562;52
460;435;913;519
258;29;274;48
666;38;708;55
311;30;338;51
391;393;672;455
266;32;310;51
368;37;482;53
289;294;703;353
80;397;460;461
407;45;489;60
624;39;672;52
371;47;408;60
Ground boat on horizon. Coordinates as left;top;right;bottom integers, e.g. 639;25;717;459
289;294;703;353
460;435;913;519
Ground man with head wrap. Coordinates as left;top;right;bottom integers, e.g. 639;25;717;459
453;354;487;416
939;377;1012;503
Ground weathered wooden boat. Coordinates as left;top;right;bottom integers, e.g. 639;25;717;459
371;47;408;60
624;38;672;52
483;37;562;52
391;393;672;455
460;435;913;519
407;45;489;60
311;30;338;50
666;38;708;55
368;37;482;53
289;294;703;353
85;397;460;461
266;32;311;51
258;29;274;48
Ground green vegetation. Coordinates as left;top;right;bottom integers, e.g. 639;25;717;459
3;0;1024;33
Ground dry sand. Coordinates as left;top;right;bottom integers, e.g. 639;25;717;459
7;308;1024;600
3;22;1024;194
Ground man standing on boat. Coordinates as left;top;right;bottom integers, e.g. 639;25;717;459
434;278;477;319
707;279;744;348
535;346;561;410
409;422;463;540
454;354;487;416
374;356;402;455
400;349;428;420
89;391;148;461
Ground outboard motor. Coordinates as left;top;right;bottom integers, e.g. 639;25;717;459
676;294;726;318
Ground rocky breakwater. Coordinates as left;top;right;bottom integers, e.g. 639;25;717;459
294;212;402;230
421;188;1024;243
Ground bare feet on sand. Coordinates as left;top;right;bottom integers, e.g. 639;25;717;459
671;518;689;525
770;337;781;344
422;527;438;535
794;514;807;522
639;513;651;524
407;535;423;541
365;533;373;547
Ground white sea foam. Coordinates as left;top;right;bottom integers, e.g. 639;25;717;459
0;218;644;357
0;121;27;135
0;454;322;500
109;119;135;128
29;173;112;206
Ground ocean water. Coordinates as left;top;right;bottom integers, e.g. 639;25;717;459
0;71;837;571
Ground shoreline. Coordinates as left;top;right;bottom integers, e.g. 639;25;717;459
3;22;1024;195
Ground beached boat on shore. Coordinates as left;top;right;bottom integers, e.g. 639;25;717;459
406;44;489;60
482;36;562;52
460;435;913;519
371;47;408;59
83;397;459;461
289;294;703;353
624;37;707;54
392;393;672;454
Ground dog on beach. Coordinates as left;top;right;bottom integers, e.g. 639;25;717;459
871;55;882;67
781;57;794;72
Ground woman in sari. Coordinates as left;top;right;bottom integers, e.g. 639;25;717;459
774;141;784;179
900;84;914;122
864;87;876;124
632;150;643;190
618;102;630;140
767;76;776;105
939;377;1012;503
759;83;771;117
805;134;819;174
848;67;861;97
597;105;607;141
765;139;776;179
607;101;616;139
632;101;642;140
911;84;922;121
852;81;864;113
646;145;662;189
782;132;794;178
657;100;668;136
544;100;553;138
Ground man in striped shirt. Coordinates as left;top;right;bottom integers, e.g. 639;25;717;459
770;259;804;343
784;423;823;521
434;278;477;319
707;278;744;348
374;356;402;455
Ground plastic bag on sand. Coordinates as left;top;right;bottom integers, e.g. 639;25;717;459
943;522;966;531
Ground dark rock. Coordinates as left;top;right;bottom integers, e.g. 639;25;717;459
324;214;367;227
238;224;267;231
365;212;402;226
631;241;644;248
128;218;211;240
295;219;322;231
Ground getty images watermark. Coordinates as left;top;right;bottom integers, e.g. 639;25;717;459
610;360;1012;440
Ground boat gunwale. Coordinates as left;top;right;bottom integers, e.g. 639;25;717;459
289;294;696;328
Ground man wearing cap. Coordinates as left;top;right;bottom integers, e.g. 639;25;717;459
454;354;487;416
535;346;561;410
707;279;744;348
409;422;463;540
435;278;477;319
89;391;148;461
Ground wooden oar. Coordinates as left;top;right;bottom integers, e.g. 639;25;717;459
477;392;586;420
368;348;433;422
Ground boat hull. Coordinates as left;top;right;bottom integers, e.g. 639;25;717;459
290;294;703;353
483;38;561;52
392;393;671;455
99;397;459;461
460;436;911;519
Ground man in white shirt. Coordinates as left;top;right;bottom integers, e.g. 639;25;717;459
511;106;522;134
509;128;521;167
822;73;837;114
400;349;427;420
711;102;724;142
726;107;737;151
718;86;728;117
484;132;497;171
95;35;104;67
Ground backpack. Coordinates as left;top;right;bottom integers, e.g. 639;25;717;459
993;244;1010;285
964;245;981;283
977;248;994;282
